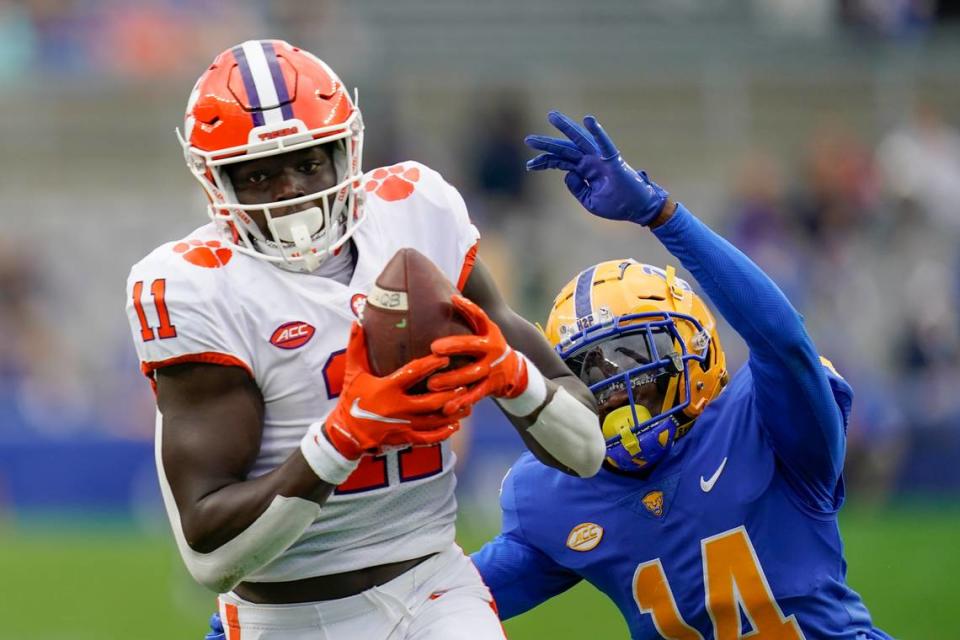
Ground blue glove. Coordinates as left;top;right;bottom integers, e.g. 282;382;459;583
525;111;669;226
204;612;225;640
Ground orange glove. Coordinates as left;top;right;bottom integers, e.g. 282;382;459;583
428;295;529;415
324;323;469;460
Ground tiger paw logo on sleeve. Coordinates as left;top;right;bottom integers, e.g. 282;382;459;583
173;239;233;268
566;522;604;552
364;164;420;201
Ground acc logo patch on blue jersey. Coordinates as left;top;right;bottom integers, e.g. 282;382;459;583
566;522;604;551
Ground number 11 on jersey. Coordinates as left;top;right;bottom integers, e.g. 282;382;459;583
132;279;177;341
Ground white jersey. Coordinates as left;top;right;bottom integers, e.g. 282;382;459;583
125;162;480;582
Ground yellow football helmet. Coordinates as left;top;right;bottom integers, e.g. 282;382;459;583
545;260;728;471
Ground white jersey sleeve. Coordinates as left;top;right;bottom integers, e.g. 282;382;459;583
362;162;480;290
125;232;254;382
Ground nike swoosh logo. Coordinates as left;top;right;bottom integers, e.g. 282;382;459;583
350;398;410;424
700;457;728;492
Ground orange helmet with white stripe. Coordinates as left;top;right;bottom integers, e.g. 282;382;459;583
545;260;728;472
178;40;364;272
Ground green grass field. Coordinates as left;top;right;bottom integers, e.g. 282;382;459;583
0;506;957;639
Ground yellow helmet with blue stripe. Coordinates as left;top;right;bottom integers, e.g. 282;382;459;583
545;260;728;472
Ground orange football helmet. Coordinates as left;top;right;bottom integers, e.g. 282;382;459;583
177;40;364;272
545;260;728;471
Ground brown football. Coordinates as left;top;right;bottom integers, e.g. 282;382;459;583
361;248;473;381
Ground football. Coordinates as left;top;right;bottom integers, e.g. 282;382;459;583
361;248;473;380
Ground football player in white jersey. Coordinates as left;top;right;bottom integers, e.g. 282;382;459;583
125;40;605;640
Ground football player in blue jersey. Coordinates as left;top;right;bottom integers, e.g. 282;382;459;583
468;111;892;639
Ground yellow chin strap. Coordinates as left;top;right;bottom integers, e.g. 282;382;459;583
600;372;684;468
661;372;680;416
601;404;652;456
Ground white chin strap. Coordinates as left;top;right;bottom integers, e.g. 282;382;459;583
267;206;326;272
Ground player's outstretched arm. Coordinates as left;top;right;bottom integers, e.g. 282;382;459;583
429;258;605;478
526;111;846;507
471;466;582;619
650;206;846;505
157;324;467;593
472;533;582;619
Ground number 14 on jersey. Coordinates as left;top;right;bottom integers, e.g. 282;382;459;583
634;527;803;639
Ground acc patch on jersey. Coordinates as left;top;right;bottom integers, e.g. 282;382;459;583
566;522;604;552
270;321;316;349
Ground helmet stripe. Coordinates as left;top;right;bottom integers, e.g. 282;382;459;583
231;44;265;127
573;266;596;323
262;41;295;121
240;40;285;127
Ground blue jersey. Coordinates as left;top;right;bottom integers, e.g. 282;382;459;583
472;205;891;639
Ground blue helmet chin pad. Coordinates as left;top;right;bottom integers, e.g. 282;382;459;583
605;415;679;472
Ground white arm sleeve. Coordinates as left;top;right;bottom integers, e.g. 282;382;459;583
524;387;605;478
496;357;605;478
155;411;320;594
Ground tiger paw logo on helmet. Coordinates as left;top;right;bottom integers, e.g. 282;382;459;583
364;165;420;201
173;239;233;268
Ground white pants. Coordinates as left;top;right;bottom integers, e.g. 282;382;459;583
217;545;506;640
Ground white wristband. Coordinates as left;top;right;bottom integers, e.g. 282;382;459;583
300;422;360;485
495;354;547;417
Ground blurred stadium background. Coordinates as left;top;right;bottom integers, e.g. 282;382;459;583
1;1;959;638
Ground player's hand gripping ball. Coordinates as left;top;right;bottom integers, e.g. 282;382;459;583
428;296;529;416
323;323;469;460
